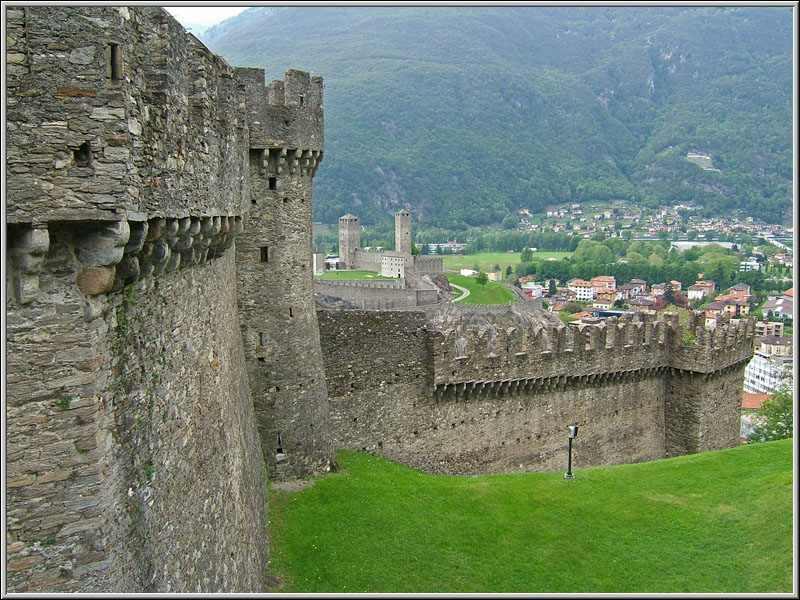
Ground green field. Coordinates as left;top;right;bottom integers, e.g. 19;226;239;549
442;251;572;272
315;270;394;280
267;440;793;593
445;273;515;305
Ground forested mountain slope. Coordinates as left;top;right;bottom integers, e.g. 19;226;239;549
201;6;793;228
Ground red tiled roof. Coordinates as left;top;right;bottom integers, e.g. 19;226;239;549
742;393;770;410
784;287;793;297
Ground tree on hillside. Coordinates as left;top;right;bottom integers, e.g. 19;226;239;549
747;387;793;443
475;271;488;288
626;251;645;263
664;282;676;305
672;291;690;309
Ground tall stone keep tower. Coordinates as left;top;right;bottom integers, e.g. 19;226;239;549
236;68;337;480
338;213;360;269
395;209;412;255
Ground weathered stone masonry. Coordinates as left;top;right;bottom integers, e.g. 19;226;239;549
318;308;755;475
6;6;333;593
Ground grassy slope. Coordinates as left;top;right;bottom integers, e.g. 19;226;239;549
268;440;793;593
445;274;515;305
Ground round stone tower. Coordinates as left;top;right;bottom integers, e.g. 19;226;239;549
236;68;336;480
395;209;412;255
338;213;360;269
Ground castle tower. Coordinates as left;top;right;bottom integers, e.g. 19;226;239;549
235;68;337;480
338;213;360;269
395;210;412;255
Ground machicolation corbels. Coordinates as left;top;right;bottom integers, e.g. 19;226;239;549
7;215;243;300
7;225;50;305
250;147;323;179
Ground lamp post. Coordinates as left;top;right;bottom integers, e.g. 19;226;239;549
565;425;579;479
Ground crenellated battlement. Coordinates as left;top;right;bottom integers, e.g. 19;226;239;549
315;278;407;290
238;67;324;170
431;311;755;392
669;314;755;373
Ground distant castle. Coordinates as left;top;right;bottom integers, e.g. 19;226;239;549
337;210;442;278
5;6;755;594
312;210;446;309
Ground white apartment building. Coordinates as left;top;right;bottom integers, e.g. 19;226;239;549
743;352;793;394
567;279;595;301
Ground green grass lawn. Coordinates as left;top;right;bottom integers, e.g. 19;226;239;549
267;439;793;593
445;273;515;305
442;251;573;273
315;270;394;280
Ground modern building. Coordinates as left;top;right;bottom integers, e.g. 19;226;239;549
739;258;761;272
590;275;616;291
743;335;794;394
522;282;544;299
687;280;716;301
755;319;784;337
761;288;794;320
567;278;595;301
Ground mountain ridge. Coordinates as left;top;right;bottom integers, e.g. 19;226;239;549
201;6;793;228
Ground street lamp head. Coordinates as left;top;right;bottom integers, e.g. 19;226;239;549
568;425;579;439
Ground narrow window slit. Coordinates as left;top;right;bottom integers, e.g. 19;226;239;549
109;44;122;82
260;247;269;263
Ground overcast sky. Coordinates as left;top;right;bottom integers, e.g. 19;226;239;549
163;6;248;27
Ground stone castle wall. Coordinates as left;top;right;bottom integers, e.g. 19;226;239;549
412;255;444;275
314;279;439;309
5;6;332;592
318;309;754;475
352;248;384;272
